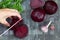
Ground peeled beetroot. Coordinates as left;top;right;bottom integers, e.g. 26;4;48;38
13;24;28;38
44;1;58;15
30;0;45;9
31;8;45;22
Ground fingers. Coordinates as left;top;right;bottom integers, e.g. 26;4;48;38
0;8;22;27
4;20;10;26
10;14;22;20
15;13;22;19
8;11;22;20
1;19;10;26
0;8;18;12
1;8;22;20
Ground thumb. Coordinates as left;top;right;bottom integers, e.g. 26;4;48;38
1;19;10;26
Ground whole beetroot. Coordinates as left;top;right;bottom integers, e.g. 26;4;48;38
44;1;58;15
31;8;45;22
13;24;28;38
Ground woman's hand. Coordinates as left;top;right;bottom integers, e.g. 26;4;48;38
0;8;22;26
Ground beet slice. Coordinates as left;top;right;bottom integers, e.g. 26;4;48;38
31;8;45;22
13;24;28;38
44;1;58;15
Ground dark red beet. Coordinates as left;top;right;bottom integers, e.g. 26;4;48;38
44;1;58;15
7;16;28;38
10;16;24;30
30;0;45;9
31;8;45;22
13;24;28;38
10;16;19;25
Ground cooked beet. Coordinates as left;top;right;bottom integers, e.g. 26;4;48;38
31;8;45;22
13;24;28;38
44;1;58;15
